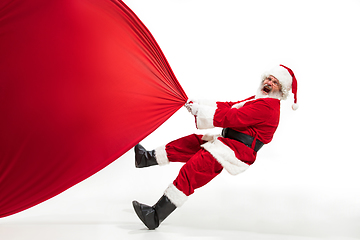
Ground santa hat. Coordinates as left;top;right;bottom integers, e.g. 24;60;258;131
262;64;299;110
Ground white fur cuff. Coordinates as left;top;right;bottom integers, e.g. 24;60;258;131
155;145;169;166
197;99;217;106
196;105;216;129
164;183;188;207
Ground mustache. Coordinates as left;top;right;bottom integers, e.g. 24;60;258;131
262;84;272;93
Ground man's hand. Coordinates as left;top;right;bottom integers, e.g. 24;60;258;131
185;102;199;115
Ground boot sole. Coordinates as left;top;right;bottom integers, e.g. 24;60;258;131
132;201;157;230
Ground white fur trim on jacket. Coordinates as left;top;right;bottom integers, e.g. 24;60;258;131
201;133;221;142
164;183;188;207
155;144;169;166
197;99;217;106
196;105;216;129
202;138;250;175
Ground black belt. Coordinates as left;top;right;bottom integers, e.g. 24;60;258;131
221;128;264;152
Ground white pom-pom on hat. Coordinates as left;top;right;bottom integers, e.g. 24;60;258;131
292;103;299;111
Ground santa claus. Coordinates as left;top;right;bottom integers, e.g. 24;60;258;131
132;64;298;230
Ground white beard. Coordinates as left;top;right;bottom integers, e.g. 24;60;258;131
255;86;283;100
232;86;283;109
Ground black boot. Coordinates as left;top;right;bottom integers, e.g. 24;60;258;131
134;144;158;168
132;195;176;230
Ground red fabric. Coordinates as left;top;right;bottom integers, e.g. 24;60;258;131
165;134;223;196
0;0;187;217
280;64;298;104
214;98;280;164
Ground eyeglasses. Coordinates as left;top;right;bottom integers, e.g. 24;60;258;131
264;77;280;86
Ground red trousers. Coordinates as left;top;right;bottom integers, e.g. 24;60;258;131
165;134;224;196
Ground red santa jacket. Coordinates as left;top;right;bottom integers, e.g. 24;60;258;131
195;97;280;175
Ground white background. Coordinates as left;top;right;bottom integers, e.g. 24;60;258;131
1;0;360;239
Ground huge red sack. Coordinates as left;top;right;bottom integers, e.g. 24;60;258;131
0;0;187;217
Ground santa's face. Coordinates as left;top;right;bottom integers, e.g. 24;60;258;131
260;75;282;97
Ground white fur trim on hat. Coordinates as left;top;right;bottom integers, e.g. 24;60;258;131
155;144;169;166
262;65;292;100
164;183;188;207
201;139;250;175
